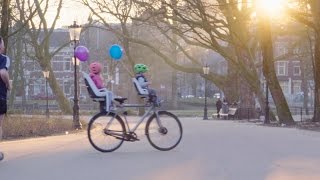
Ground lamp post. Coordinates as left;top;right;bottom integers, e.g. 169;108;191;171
43;70;50;118
265;79;270;124
68;21;82;129
203;64;210;120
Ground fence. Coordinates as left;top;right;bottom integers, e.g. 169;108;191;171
8;101;320;122
235;106;318;122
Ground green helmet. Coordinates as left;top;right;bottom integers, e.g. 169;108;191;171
134;64;149;73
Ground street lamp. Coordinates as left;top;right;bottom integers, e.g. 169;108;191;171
42;70;50;118
265;78;270;124
68;21;82;129
203;64;210;120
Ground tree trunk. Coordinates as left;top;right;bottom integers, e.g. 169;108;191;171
9;30;23;108
171;70;178;108
1;0;10;53
224;63;239;103
258;16;295;125
48;68;72;114
300;59;309;115
313;31;320;121
38;57;72;114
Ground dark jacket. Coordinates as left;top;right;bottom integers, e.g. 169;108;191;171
216;99;222;109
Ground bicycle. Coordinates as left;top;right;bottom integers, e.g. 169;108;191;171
87;99;183;152
83;73;183;152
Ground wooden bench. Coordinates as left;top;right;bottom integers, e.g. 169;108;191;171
212;107;238;120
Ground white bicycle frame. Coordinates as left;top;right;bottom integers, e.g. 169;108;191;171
106;103;163;133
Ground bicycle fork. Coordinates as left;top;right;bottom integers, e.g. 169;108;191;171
154;111;168;135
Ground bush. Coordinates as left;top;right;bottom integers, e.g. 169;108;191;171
2;115;86;140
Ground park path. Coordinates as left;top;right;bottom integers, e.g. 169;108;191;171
0;117;320;180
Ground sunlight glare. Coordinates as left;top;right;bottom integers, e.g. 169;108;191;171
256;0;287;17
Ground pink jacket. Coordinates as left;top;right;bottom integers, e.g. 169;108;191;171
90;73;105;89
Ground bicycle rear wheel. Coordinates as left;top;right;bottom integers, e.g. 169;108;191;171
87;112;126;152
145;111;183;151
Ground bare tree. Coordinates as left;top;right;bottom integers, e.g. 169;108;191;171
288;0;320;121
82;0;297;122
1;0;11;52
15;0;72;113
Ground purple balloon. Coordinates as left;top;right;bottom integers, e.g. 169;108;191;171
75;46;89;61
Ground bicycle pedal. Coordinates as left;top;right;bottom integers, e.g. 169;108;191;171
115;137;125;140
129;137;139;142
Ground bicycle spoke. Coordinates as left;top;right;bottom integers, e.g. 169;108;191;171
146;111;183;151
88;113;125;152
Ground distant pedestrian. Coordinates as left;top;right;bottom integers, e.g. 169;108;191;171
216;98;222;118
222;98;229;114
0;36;11;161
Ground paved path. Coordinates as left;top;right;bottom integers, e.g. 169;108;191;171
1;117;320;180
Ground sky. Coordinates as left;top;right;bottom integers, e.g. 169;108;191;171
47;1;91;28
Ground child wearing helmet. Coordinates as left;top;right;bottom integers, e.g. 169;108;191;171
134;64;159;106
89;62;114;111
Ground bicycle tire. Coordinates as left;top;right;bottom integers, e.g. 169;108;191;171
145;111;183;151
87;112;126;152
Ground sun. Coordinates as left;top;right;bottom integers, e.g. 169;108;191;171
255;0;287;16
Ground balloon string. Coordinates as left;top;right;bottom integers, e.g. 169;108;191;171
118;60;134;77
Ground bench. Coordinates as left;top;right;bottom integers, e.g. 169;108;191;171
212;107;238;120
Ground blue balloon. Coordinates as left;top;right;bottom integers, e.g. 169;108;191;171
109;44;123;60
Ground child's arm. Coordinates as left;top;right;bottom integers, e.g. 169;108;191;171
137;77;149;88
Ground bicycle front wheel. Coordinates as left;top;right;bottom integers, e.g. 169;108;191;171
145;111;183;151
87;112;126;152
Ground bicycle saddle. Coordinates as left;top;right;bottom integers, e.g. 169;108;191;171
114;97;127;104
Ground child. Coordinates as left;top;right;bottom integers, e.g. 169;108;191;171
134;63;159;106
89;62;105;89
89;62;114;111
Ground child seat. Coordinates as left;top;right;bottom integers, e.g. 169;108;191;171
132;78;149;98
83;72;113;111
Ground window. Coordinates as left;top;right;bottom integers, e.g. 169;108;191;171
64;82;71;95
292;80;301;94
293;65;301;76
274;44;287;55
276;61;288;76
33;84;41;95
64;61;71;71
279;81;289;94
54;55;64;61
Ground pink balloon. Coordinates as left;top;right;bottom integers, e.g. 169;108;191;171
75;46;89;61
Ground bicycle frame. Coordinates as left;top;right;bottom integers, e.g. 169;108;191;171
106;103;161;133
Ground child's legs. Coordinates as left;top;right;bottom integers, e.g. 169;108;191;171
105;91;113;111
148;89;158;102
148;89;156;96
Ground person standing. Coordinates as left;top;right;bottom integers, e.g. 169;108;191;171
0;36;11;161
222;98;229;114
215;98;222;118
